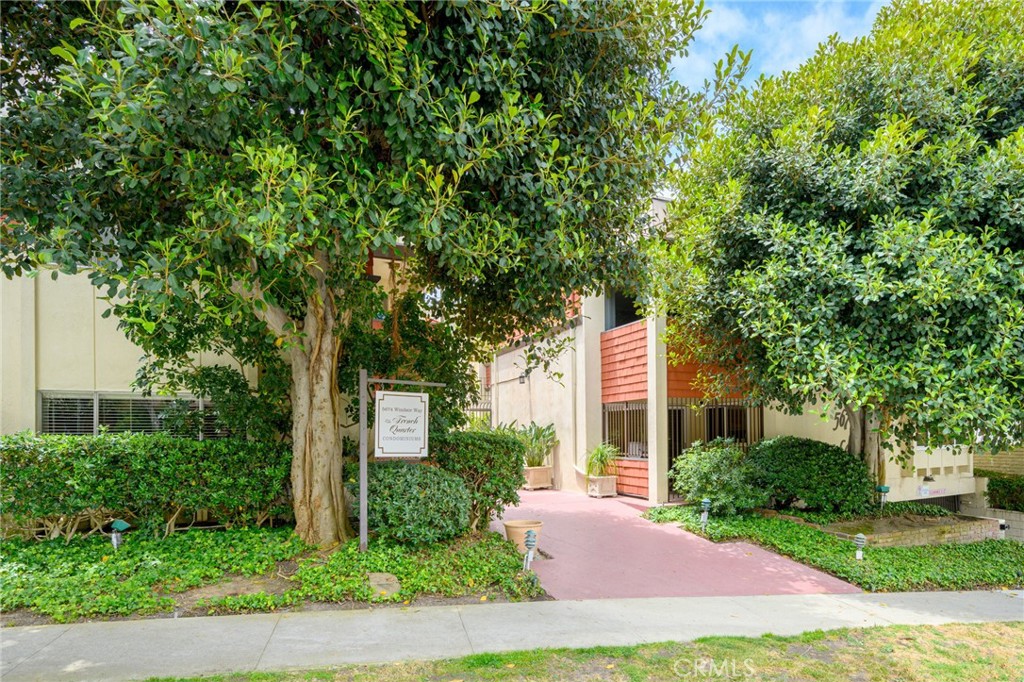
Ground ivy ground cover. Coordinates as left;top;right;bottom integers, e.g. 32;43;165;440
0;528;541;623
645;506;1024;592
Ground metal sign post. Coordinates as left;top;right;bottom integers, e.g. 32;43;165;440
359;368;369;552
358;370;446;552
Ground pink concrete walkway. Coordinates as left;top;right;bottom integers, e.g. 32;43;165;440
494;490;860;600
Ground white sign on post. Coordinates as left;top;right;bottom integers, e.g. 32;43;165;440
374;391;429;457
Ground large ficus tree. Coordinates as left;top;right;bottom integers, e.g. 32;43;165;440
2;0;706;544
651;0;1024;473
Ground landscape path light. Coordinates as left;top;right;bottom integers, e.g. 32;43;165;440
876;485;890;510
700;498;711;533
854;533;867;561
110;519;130;551
523;529;537;571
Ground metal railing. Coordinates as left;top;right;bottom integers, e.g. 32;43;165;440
602;401;649;457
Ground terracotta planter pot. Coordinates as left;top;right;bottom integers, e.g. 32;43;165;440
523;465;553;490
503;519;543;553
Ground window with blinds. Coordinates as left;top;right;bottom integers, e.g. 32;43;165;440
39;393;224;438
40;395;94;435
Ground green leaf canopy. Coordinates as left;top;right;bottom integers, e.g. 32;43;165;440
2;0;708;543
652;0;1024;454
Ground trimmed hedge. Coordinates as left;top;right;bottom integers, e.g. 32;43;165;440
0;432;290;539
668;439;768;515
351;461;471;544
430;431;525;531
747;436;874;515
977;469;1024;512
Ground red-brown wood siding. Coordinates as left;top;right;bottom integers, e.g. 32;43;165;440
612;458;649;498
666;358;743;399
601;321;647;403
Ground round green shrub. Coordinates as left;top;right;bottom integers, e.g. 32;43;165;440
668;439;768;516
747;436;874;515
355;461;471;544
430;431;525;531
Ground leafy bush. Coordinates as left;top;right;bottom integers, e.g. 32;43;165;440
645;506;1024;592
518;422;558;467
668;439;768;515
351;462;470;544
977;469;1024;512
0;432;291;539
586;442;619;477
430;431;525;531
747;436;874;515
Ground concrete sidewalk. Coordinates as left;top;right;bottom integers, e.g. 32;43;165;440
3;591;1021;681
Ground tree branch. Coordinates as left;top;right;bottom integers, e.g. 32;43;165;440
231;279;291;338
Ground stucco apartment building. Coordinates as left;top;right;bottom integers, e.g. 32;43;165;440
0;251;402;436
486;202;1022;507
2;229;1019;510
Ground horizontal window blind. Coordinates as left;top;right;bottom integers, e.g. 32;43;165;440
40;395;94;435
39;392;224;439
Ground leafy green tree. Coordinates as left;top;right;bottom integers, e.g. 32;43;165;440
2;0;711;544
337;290;482;436
651;0;1024;475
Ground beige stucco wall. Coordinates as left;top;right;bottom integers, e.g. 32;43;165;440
0;272;254;434
490;296;605;495
763;404;849;448
0;276;37;433
647;316;669;502
493;328;580;493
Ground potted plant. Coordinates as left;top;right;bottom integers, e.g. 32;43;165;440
586;442;619;497
520;422;558;490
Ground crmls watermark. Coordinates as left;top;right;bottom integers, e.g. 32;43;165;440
673;657;756;678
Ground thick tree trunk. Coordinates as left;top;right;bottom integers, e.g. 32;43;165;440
864;411;883;486
845;405;883;484
844;405;864;459
289;296;353;546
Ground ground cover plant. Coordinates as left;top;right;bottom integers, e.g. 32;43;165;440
147;622;1024;682
783;501;954;526
644;506;1024;592
0;528;541;623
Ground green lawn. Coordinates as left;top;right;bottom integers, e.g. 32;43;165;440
645;505;1024;591
0;528;541;623
146;622;1024;682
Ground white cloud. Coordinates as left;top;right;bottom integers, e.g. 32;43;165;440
672;1;887;91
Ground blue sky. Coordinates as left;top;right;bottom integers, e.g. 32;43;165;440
671;0;888;90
